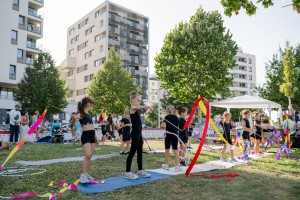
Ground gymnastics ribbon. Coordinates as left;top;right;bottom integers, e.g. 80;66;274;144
185;97;210;178
0;109;47;171
191;173;239;178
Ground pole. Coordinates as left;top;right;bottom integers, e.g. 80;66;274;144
157;80;161;128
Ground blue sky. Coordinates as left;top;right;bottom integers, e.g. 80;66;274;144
41;0;300;84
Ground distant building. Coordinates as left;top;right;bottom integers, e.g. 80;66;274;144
59;1;149;102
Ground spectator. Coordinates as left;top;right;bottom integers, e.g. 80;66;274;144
281;115;296;134
32;111;41;138
98;108;108;123
20;110;29;141
51;119;62;143
9;104;21;144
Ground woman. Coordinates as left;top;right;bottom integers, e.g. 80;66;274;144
32;111;40;138
20;111;29;141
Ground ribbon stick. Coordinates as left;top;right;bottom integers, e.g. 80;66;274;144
185;97;210;178
0;109;47;170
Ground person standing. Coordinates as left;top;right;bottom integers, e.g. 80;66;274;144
20;111;29;141
9;104;21;144
124;91;153;179
32;111;40;138
120;110;131;155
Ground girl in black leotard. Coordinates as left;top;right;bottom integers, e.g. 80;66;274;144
124;91;153;180
72;97;95;183
252;112;262;155
241;110;254;159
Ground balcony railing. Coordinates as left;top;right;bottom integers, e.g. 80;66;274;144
26;57;34;65
34;0;43;3
27;24;41;34
27;41;40;50
28;8;42;18
9;74;16;80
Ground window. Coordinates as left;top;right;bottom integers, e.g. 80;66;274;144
248;58;252;64
77;89;85;96
69;28;75;35
249;75;252;80
95;35;100;42
13;0;19;5
249;66;252;72
85;52;89;59
77;64;88;73
67;70;73;77
84;76;89;82
100;45;103;52
71;38;75;44
94;59;100;67
100;20;103;27
95;10;100;18
9;65;16;80
84;88;87;94
90;74;94;80
17;49;23;58
68;91;73;98
75;35;79;41
90;49;95;56
11;30;18;40
19;15;25;25
69;49;74;55
91;26;95;32
85;41;88;47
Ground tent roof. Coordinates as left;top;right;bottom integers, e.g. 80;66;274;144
210;95;281;109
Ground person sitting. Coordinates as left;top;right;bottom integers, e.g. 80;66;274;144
51;119;63;143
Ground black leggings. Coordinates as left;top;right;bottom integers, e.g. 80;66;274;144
126;133;143;172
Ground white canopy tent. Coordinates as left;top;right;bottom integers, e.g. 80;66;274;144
210;95;283;123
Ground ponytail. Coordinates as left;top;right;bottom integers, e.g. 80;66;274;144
177;106;187;115
77;101;85;118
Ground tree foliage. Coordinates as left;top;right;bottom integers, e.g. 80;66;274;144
13;52;68;115
221;0;300;16
145;104;159;127
255;43;300;110
88;48;140;115
155;7;238;104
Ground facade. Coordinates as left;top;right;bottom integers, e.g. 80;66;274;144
59;1;149;102
229;49;256;97
148;74;166;105
0;0;43;124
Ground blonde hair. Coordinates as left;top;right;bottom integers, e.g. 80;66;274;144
240;109;250;116
130;91;141;100
253;112;260;118
166;105;176;114
223;111;231;118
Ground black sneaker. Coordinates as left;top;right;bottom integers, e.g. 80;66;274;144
120;151;124;155
180;161;189;166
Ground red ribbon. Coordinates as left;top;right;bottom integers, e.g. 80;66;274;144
191;173;240;178
185;97;210;178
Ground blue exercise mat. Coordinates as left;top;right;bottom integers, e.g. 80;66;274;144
77;171;173;194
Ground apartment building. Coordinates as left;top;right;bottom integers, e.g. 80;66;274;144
59;1;149;102
149;49;257;105
230;49;256;97
0;0;43;123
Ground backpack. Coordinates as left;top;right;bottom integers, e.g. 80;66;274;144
98;114;103;123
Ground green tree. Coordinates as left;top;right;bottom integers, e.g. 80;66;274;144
255;44;300;110
280;47;299;111
155;7;238;104
88;48;140;115
145;104;159;127
13;52;68;114
221;0;300;16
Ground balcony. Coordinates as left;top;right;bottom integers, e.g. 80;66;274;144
60;57;76;70
27;24;41;35
11;39;18;45
29;0;44;8
26;57;34;65
9;74;16;80
18;23;26;30
12;3;19;11
108;26;120;35
108;38;120;46
129;44;139;52
129;33;144;42
28;7;43;19
27;41;40;51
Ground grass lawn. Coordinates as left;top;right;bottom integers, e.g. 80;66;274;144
0;140;300;200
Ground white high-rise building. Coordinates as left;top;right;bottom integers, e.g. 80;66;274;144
148;49;257;105
0;0;44;122
59;1;149;102
230;48;256;96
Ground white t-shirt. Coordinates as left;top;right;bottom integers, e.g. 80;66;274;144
9;109;21;126
112;117;117;125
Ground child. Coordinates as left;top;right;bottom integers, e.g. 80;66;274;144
161;106;181;172
251;112;263;154
101;121;108;145
177;106;189;166
72;97;96;183
219;112;238;162
124;91;153;179
120;110;131;155
241;110;254;160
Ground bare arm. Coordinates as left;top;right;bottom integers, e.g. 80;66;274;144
161;122;166;129
72;113;80;126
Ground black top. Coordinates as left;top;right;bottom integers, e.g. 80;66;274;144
254;120;262;134
179;117;188;136
164;114;179;134
130;111;142;134
79;113;93;125
121;118;131;132
101;124;106;134
242;118;250;134
107;117;113;125
220;121;232;135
